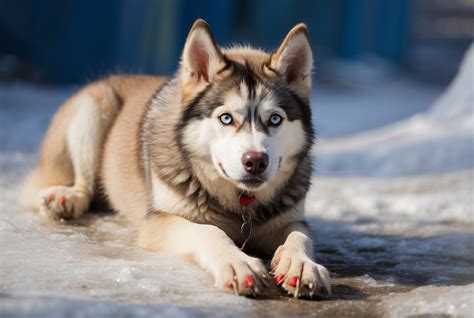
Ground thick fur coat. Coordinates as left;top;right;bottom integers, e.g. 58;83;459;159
20;19;331;298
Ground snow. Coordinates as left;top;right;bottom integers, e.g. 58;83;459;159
1;46;473;317
316;45;474;177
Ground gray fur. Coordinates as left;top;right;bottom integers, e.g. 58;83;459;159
140;50;314;227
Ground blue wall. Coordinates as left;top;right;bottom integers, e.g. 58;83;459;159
0;0;412;83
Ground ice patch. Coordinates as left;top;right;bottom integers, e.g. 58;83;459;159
381;284;474;317
357;274;395;288
0;294;226;318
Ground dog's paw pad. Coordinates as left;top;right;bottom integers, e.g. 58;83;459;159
39;186;89;220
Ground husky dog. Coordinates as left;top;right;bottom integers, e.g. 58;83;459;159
20;19;331;298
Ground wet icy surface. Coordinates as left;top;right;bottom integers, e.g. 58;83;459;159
1;160;473;317
1;48;474;317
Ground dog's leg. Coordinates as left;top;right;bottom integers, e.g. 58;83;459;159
138;213;269;296
269;222;331;298
38;85;120;219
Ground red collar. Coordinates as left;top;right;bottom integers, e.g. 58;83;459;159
239;192;256;205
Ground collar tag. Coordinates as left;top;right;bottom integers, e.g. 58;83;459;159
239;192;255;251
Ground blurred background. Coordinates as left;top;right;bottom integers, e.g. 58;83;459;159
0;0;472;84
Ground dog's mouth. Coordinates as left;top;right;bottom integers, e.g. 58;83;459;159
218;163;266;190
239;177;266;189
239;177;266;190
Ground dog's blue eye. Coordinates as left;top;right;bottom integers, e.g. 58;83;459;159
269;114;282;126
219;113;233;125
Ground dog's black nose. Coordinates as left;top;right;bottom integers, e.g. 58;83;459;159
241;151;269;175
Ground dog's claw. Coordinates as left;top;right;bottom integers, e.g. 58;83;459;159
253;286;260;295
261;275;270;287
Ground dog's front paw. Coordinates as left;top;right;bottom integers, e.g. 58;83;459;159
271;245;331;298
39;186;89;220
211;252;269;296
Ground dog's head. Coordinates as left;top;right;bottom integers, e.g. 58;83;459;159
179;19;314;193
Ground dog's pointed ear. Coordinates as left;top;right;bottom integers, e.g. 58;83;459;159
180;19;224;92
270;23;313;97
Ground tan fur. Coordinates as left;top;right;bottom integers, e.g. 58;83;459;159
20;75;167;218
19;100;75;210
18;82;116;210
101;75;168;224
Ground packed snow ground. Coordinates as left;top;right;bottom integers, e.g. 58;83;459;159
1;47;473;317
